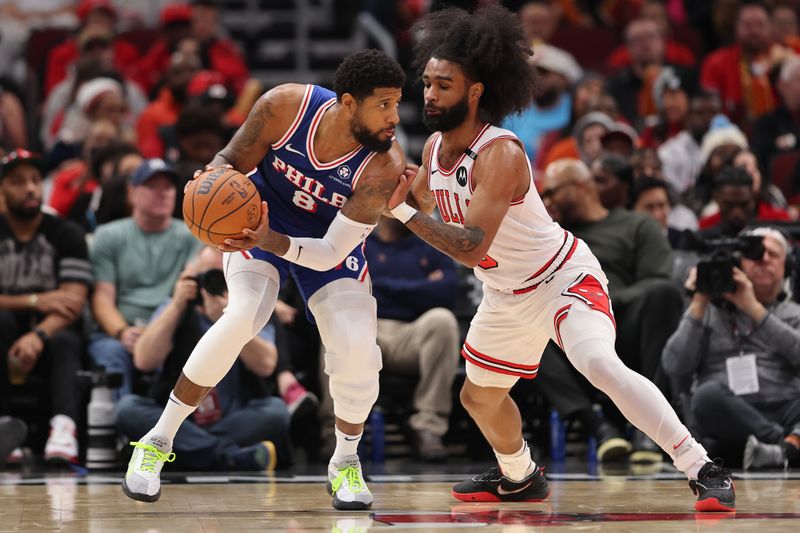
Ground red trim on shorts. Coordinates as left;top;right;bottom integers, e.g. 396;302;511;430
513;235;578;295
462;341;539;379
240;250;252;259
553;304;571;351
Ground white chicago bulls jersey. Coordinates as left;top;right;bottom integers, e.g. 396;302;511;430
427;124;571;292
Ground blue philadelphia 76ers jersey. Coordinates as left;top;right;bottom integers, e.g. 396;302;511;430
244;84;378;305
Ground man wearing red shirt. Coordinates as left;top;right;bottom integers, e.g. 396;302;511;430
701;1;800;124
44;0;140;97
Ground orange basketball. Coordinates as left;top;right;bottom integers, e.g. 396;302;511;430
182;168;261;247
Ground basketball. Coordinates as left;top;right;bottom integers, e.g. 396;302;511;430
182;168;261;247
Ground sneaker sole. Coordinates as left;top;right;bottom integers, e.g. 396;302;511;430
326;481;373;510
695;497;735;512
451;488;551;503
44;452;78;465
122;479;161;503
597;438;632;462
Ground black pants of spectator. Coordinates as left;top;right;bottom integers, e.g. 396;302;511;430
0;309;83;422
691;380;800;450
613;280;683;394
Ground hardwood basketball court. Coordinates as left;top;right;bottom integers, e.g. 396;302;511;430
2;468;799;531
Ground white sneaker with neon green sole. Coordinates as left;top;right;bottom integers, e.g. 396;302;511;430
327;455;373;510
122;436;175;502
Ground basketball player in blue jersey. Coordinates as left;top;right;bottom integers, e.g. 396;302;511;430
122;49;407;510
385;6;735;512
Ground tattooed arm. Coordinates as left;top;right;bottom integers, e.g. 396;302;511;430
209;84;304;172
403;140;530;268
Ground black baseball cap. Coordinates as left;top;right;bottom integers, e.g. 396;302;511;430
131;158;180;186
0;149;45;179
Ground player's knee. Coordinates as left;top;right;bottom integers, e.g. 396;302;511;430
568;339;629;394
326;343;382;423
459;381;499;416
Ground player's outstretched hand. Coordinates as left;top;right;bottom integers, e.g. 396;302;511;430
188;164;234;192
387;163;419;209
217;201;270;252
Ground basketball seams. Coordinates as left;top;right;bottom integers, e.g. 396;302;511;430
197;170;238;232
205;186;260;237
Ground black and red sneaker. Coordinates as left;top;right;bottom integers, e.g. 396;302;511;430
689;461;735;512
452;465;550;502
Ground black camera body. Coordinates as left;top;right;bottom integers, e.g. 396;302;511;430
191;268;227;306
692;235;765;299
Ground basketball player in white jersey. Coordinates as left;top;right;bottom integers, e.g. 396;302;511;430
387;6;735;511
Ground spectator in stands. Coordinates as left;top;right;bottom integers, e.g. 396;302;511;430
134;4;195;93
364;217;460;461
659;91;721;195
663;226;800;470
502;43;581;163
50;77;134;167
632;177;682;248
631;147;699;232
190;0;250;95
136;51;201;158
606;0;696;70
0;149;92;464
540;111;615;170
44;0;140;97
541;158;682;457
0;86;26;151
42;56;147;152
639;66;693;149
89;158;202;399
601;121;638;159
751;56;800;171
734;148;790;211
49;118;121;218
116;246;290;471
166;104;229;217
68;142;140;232
591;153;634;210
694;123;751;207
700;166;791;234
518;0;560;44
772;2;800;48
606;17;696;128
700;1;800;124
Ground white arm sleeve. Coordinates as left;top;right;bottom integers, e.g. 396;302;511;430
279;211;376;271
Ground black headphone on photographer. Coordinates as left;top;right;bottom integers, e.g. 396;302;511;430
738;225;796;300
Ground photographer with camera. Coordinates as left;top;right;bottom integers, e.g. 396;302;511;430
663;226;800;469
115;247;291;472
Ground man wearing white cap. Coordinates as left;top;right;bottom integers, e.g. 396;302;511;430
501;43;582;162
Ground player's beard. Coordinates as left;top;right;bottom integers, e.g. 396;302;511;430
351;115;393;153
422;94;469;132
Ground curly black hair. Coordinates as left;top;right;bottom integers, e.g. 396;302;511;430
412;5;536;124
333;49;406;101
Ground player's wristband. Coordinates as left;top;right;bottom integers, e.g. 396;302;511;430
390;202;417;224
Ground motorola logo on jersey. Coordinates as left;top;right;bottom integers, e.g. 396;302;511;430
337;165;351;179
456;166;468;187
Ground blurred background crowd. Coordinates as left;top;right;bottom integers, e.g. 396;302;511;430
1;0;800;475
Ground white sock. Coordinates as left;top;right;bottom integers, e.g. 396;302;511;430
495;440;536;481
145;391;196;447
331;426;362;464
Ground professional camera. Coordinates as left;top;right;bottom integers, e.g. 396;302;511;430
192;268;227;306
684;232;765;299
